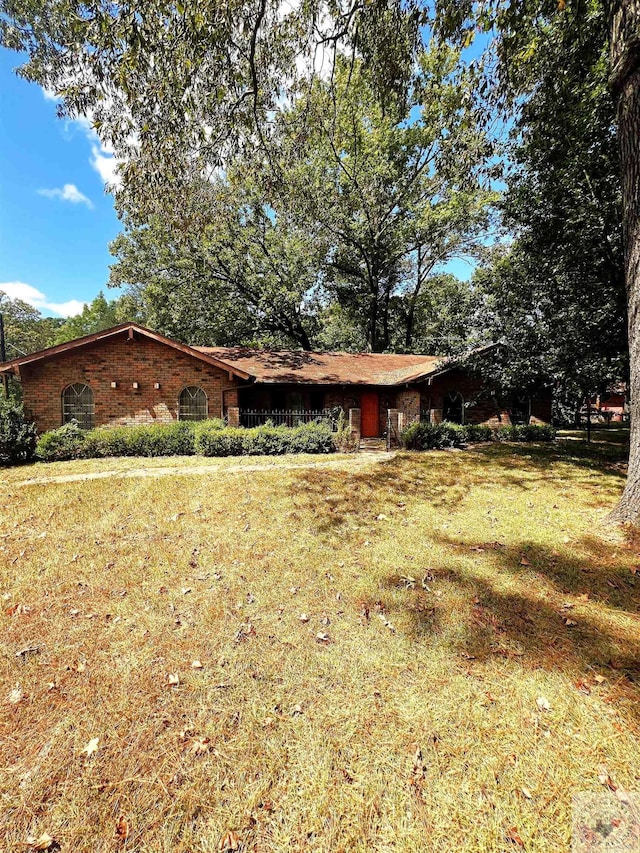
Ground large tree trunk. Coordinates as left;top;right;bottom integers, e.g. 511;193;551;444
609;0;640;521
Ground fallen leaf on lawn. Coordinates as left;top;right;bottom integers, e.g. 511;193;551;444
575;679;591;695
115;814;130;841
598;766;619;792
289;586;299;594
191;660;203;670
564;618;577;627
7;603;32;616
536;696;551;712
219;829;240;851
190;737;212;755
234;623;256;642
410;745;426;786
181;587;192;595
519;556;530;566
316;632;331;644
320;614;331;625
8;685;24;704
166;673;180;687
377;612;396;632
506;826;525;847
291;704;303;716
81;737;99;757
594;674;605;684
521;787;533;800
375;513;388;521
298;613;310;623
27;833;56;850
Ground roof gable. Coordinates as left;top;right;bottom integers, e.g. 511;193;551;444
0;323;252;381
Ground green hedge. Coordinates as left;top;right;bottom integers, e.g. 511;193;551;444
36;419;335;462
401;420;556;450
496;424;556;442
463;424;494;443
401;421;468;450
0;399;37;465
194;422;335;456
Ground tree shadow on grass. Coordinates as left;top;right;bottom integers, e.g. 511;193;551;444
290;454;481;533
389;533;640;686
290;441;626;536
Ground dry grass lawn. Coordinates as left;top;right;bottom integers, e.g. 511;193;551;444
1;433;640;851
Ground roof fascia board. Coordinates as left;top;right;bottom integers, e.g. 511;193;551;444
0;323;253;381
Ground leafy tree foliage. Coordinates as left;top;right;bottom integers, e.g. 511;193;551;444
0;0;425;222
53;291;132;343
0;290;63;356
109;48;493;352
471;0;626;413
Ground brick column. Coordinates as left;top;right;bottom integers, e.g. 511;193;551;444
227;406;240;427
348;408;361;445
387;408;401;447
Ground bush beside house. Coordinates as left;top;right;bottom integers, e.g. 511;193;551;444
35;420;336;462
401;421;556;450
0;399;37;465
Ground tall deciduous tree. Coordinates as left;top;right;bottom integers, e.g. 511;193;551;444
271;50;493;351
436;0;639;521
470;0;626;413
109;47;493;352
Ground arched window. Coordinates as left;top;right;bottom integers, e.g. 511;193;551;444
511;393;531;425
62;383;94;429
178;386;208;421
443;391;464;424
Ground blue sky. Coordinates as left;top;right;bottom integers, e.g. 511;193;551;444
0;48;121;317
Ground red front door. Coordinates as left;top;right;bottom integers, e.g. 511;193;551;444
361;391;380;437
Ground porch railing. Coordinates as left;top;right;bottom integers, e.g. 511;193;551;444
239;409;340;430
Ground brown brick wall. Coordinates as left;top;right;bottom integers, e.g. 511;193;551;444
419;371;552;426
20;333;241;432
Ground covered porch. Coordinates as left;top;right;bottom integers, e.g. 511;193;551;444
232;383;418;438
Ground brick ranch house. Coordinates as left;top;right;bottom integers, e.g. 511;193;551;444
0;323;551;440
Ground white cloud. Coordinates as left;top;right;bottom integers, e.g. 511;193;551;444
0;281;86;318
90;144;121;185
41;87;122;189
42;87;60;103
38;183;94;209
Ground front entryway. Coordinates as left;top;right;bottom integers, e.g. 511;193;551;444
360;391;380;437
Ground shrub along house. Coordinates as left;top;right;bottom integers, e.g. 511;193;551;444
0;322;552;442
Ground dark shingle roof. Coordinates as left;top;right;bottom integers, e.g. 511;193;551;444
193;347;446;385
